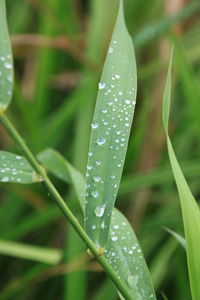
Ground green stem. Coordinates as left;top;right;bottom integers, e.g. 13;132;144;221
0;114;133;300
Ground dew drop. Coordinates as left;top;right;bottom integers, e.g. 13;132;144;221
108;46;113;53
118;91;123;96
97;137;106;145
96;160;101;165
93;175;101;182
99;82;105;89
2;176;9;182
92;190;99;198
91;122;98;129
102;109;107;113
111;236;118;241
87;165;93;169
132;100;136;105
4;62;12;69
115;74;120;79
95;204;106;217
88;152;93;156
91;225;96;229
7;75;12;82
125;123;129;127
125;99;130;104
111;175;115;179
86;183;90;188
116;130;121;135
113;225;119;229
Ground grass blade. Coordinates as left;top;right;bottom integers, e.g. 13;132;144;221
0;0;13;115
85;0;137;254
162;47;200;300
38;148;156;299
0;151;43;184
164;227;186;250
0;239;62;265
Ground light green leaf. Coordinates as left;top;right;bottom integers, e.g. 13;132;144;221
164;227;186;250
85;0;137;253
38;148;156;299
104;209;156;300
0;151;43;184
0;239;62;265
162;47;200;300
37;148;85;210
0;0;14;115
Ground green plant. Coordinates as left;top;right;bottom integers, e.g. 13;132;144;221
1;0;200;299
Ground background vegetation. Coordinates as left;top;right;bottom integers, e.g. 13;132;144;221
0;0;200;299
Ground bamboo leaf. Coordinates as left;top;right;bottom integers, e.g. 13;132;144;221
162;48;200;300
85;0;137;254
0;0;13;115
38;148;156;299
0;151;43;184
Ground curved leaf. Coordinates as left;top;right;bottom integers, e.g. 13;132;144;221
0;0;13;115
162;48;200;300
85;0;137;253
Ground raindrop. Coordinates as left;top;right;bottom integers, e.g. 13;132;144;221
108;46;113;54
95;204;106;217
115;74;120;79
91;225;96;229
114;98;118;102
108;101;113;105
88;152;93;156
2;176;9;182
113;40;117;44
132;100;136;105
128;250;133;254
115;139;119;143
125;99;130;104
116;130;121;135
113;225;119;229
125;123;129;127
86;183;90;188
93;175;101;182
118;91;123;96
102;109;107;113
117;164;121;167
97;137;106;145
96;160;101;165
87;165;93;169
4;62;12;69
91;122;98;129
7;75;12;82
92;190;99;198
101;220;105;228
111;175;115;179
111;236;118;241
99;82;105;89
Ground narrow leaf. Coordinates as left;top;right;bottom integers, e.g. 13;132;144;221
162;48;200;300
38;148;156;299
0;0;14;115
0;239;62;265
37;148;85;210
104;209;156;300
0;151;43;184
164;227;186;250
85;0;137;253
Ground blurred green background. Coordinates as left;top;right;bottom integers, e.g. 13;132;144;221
0;0;200;299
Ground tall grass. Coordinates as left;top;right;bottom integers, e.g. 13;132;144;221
0;0;200;299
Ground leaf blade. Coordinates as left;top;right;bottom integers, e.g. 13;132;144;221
0;151;43;184
162;48;200;300
0;0;14;115
85;0;137;253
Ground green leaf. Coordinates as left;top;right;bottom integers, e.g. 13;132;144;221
0;151;43;184
38;148;156;299
0;0;14;115
85;0;137;253
162;47;200;300
164;227;186;250
104;209;156;300
37;148;85;210
0;239;62;265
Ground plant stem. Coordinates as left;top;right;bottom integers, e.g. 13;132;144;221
0;114;133;300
